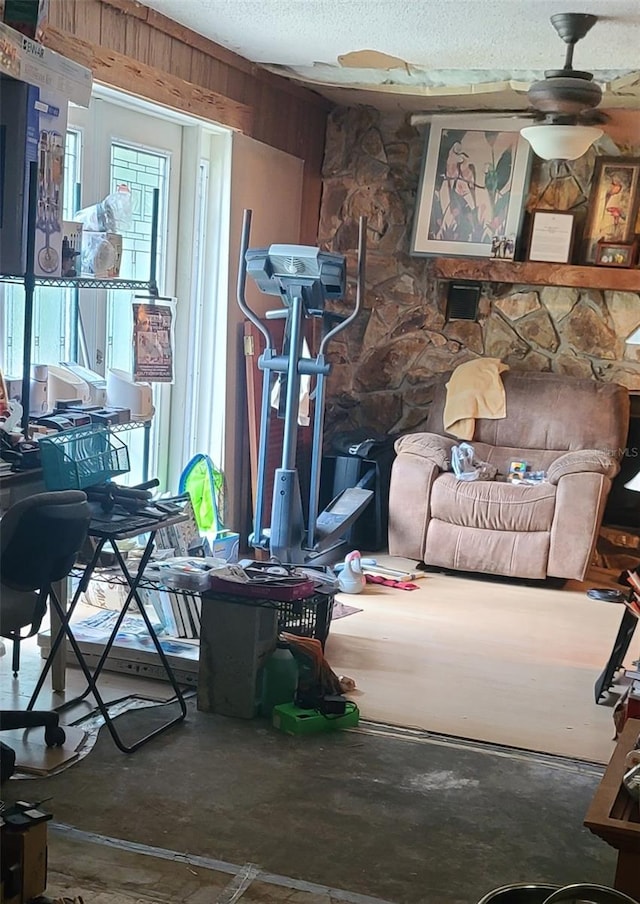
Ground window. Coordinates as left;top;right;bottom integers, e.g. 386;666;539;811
181;159;209;465
105;142;171;484
106;143;169;374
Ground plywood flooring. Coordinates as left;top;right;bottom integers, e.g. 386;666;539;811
326;559;635;764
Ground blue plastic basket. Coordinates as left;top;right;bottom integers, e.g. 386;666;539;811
39;425;130;490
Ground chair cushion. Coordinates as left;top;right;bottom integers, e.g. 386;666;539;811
0;584;40;635
430;473;557;532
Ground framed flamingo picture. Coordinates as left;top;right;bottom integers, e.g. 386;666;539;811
410;116;533;258
582;156;640;263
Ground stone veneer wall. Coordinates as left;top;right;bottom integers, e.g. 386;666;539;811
318;106;640;439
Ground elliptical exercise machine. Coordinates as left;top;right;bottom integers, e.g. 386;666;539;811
237;210;373;565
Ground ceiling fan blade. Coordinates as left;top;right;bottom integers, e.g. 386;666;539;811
410;108;537;124
578;108;609;124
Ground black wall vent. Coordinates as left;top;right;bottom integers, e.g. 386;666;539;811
445;282;481;322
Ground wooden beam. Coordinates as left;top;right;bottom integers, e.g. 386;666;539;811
41;25;254;134
98;0;149;21
432;256;640;292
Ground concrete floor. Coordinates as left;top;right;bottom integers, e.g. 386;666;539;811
46;827;373;904
4;704;617;904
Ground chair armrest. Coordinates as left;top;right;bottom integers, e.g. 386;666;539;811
394;433;456;471
546;449;620;485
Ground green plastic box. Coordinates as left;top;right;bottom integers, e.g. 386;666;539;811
272;701;360;735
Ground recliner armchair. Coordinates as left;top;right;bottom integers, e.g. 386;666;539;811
0;490;91;761
388;372;630;581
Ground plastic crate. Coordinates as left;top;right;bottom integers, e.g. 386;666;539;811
39;425;130;490
203;589;334;647
277;591;334;646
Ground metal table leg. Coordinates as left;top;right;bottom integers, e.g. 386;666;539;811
594;606;638;704
29;530;187;752
28;538;106;709
50;577;68;692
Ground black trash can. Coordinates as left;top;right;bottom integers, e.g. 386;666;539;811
321;430;397;551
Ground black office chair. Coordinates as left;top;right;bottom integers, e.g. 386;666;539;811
0;490;91;755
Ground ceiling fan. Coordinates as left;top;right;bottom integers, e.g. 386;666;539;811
412;13;607;124
518;13;606;159
411;14;606;159
524;12;606;126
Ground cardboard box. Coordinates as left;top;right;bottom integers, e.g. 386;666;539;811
0;22;92;107
3;375;22;404
3;0;50;41
0;74;68;277
80;231;123;279
62;220;82;277
209;530;240;563
1;821;48;902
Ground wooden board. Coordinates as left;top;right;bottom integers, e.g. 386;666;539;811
326;559;636;763
584;718;640;899
585;718;640;833
432;256;640;291
3;726;87;775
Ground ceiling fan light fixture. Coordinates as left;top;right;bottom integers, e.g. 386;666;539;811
520;12;605;160
520;124;603;160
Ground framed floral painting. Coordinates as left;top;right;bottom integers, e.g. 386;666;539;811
582;156;640;263
410;116;533;258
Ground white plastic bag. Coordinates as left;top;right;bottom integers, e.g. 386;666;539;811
74;184;132;233
451;442;478;481
451;443;498;482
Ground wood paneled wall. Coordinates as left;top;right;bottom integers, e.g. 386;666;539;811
44;0;331;243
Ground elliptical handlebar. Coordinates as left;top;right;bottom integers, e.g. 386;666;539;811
318;215;367;356
237;209;273;350
238;210;367;355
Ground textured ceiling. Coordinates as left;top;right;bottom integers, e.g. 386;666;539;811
141;0;640;112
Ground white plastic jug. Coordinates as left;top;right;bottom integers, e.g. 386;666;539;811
337;550;367;594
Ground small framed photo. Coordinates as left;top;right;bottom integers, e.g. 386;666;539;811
527;210;575;264
490;234;516;260
595;239;638;268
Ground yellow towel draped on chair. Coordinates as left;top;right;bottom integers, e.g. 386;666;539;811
443;358;509;440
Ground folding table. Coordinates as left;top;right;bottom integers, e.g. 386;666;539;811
28;508;189;752
594;573;639;705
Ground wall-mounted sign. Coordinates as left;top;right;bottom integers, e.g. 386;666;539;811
132;297;176;384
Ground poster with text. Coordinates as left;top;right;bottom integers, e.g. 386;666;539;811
132;299;175;383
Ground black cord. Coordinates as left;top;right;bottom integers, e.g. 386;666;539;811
315;701;357;721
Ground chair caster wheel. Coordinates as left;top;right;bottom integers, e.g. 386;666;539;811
44;725;66;747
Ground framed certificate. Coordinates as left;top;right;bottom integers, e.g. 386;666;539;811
527;210;575;264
